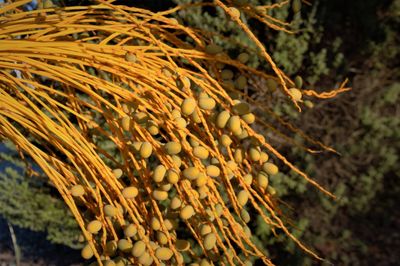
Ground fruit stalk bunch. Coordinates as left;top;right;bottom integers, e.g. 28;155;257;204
0;1;349;265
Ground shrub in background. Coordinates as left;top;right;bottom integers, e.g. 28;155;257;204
0;141;81;249
173;0;344;84
255;1;400;264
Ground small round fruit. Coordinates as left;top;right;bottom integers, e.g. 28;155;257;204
138;252;153;266
289;88;302;102
43;0;54;8
105;240;118;256
226;160;238;171
200;259;212;266
262;162;279;175
155;247;173;260
157;231;168;245
180;205;195;220
206;165;220;177
219;134;232;147
134;112;148;123
174;117;187;129
198;185;209;199
191;109;202;123
249;148;260;161
206;208;215;221
233;102;250;115
200;224;212;236
171;109;181;119
183;167;200;180
166;169;180;184
304;100;314;108
243;225;252;237
181;98;196;116
221;69;234;80
294;75;303;88
124;224;137;237
268;186;277;195
149;241;158;250
198;97;216;110
147;120;159;135
243;174;253;186
150;217;161;231
260;152;269;163
121;116;130;131
237;190;249;207
170;196;182;209
160;183;172;191
122;186;138;199
237;52;249;64
215;203;223;217
170;17;179;24
257;172;269;189
199;92;209;98
229;7;241;19
193;146;209;160
140;142;152;158
132;240;146;257
152;165;166;183
87;220;102;234
211;157;220;165
234;148;244;163
125;52;137;63
164;219;175;230
241;113;255;124
240;209;250;223
227;116;241;133
176;239;190;251
152;190;168;201
122;103;133;114
176;76;191;90
216;111;230;128
70;185;85;197
118;239;133;253
104;204;117;217
112;168;123;179
235;75;247;90
131;141;142;152
205;44;223;55
162;67;173;77
103;260;116;266
171;155;182;168
189;137;200;147
165;142;181;155
244;260;253;266
224;80;235;89
203;233;217;250
196;173;208;187
81;244;93;259
114;257;128;266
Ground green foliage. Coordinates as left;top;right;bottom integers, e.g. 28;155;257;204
173;0;344;83
256;3;399;263
249;1;400;264
0;141;81;249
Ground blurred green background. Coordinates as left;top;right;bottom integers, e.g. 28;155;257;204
0;0;399;265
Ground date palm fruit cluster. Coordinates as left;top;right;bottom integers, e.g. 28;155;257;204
0;0;349;265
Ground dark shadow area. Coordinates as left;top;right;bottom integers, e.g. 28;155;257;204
0;217;81;266
350;171;400;266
